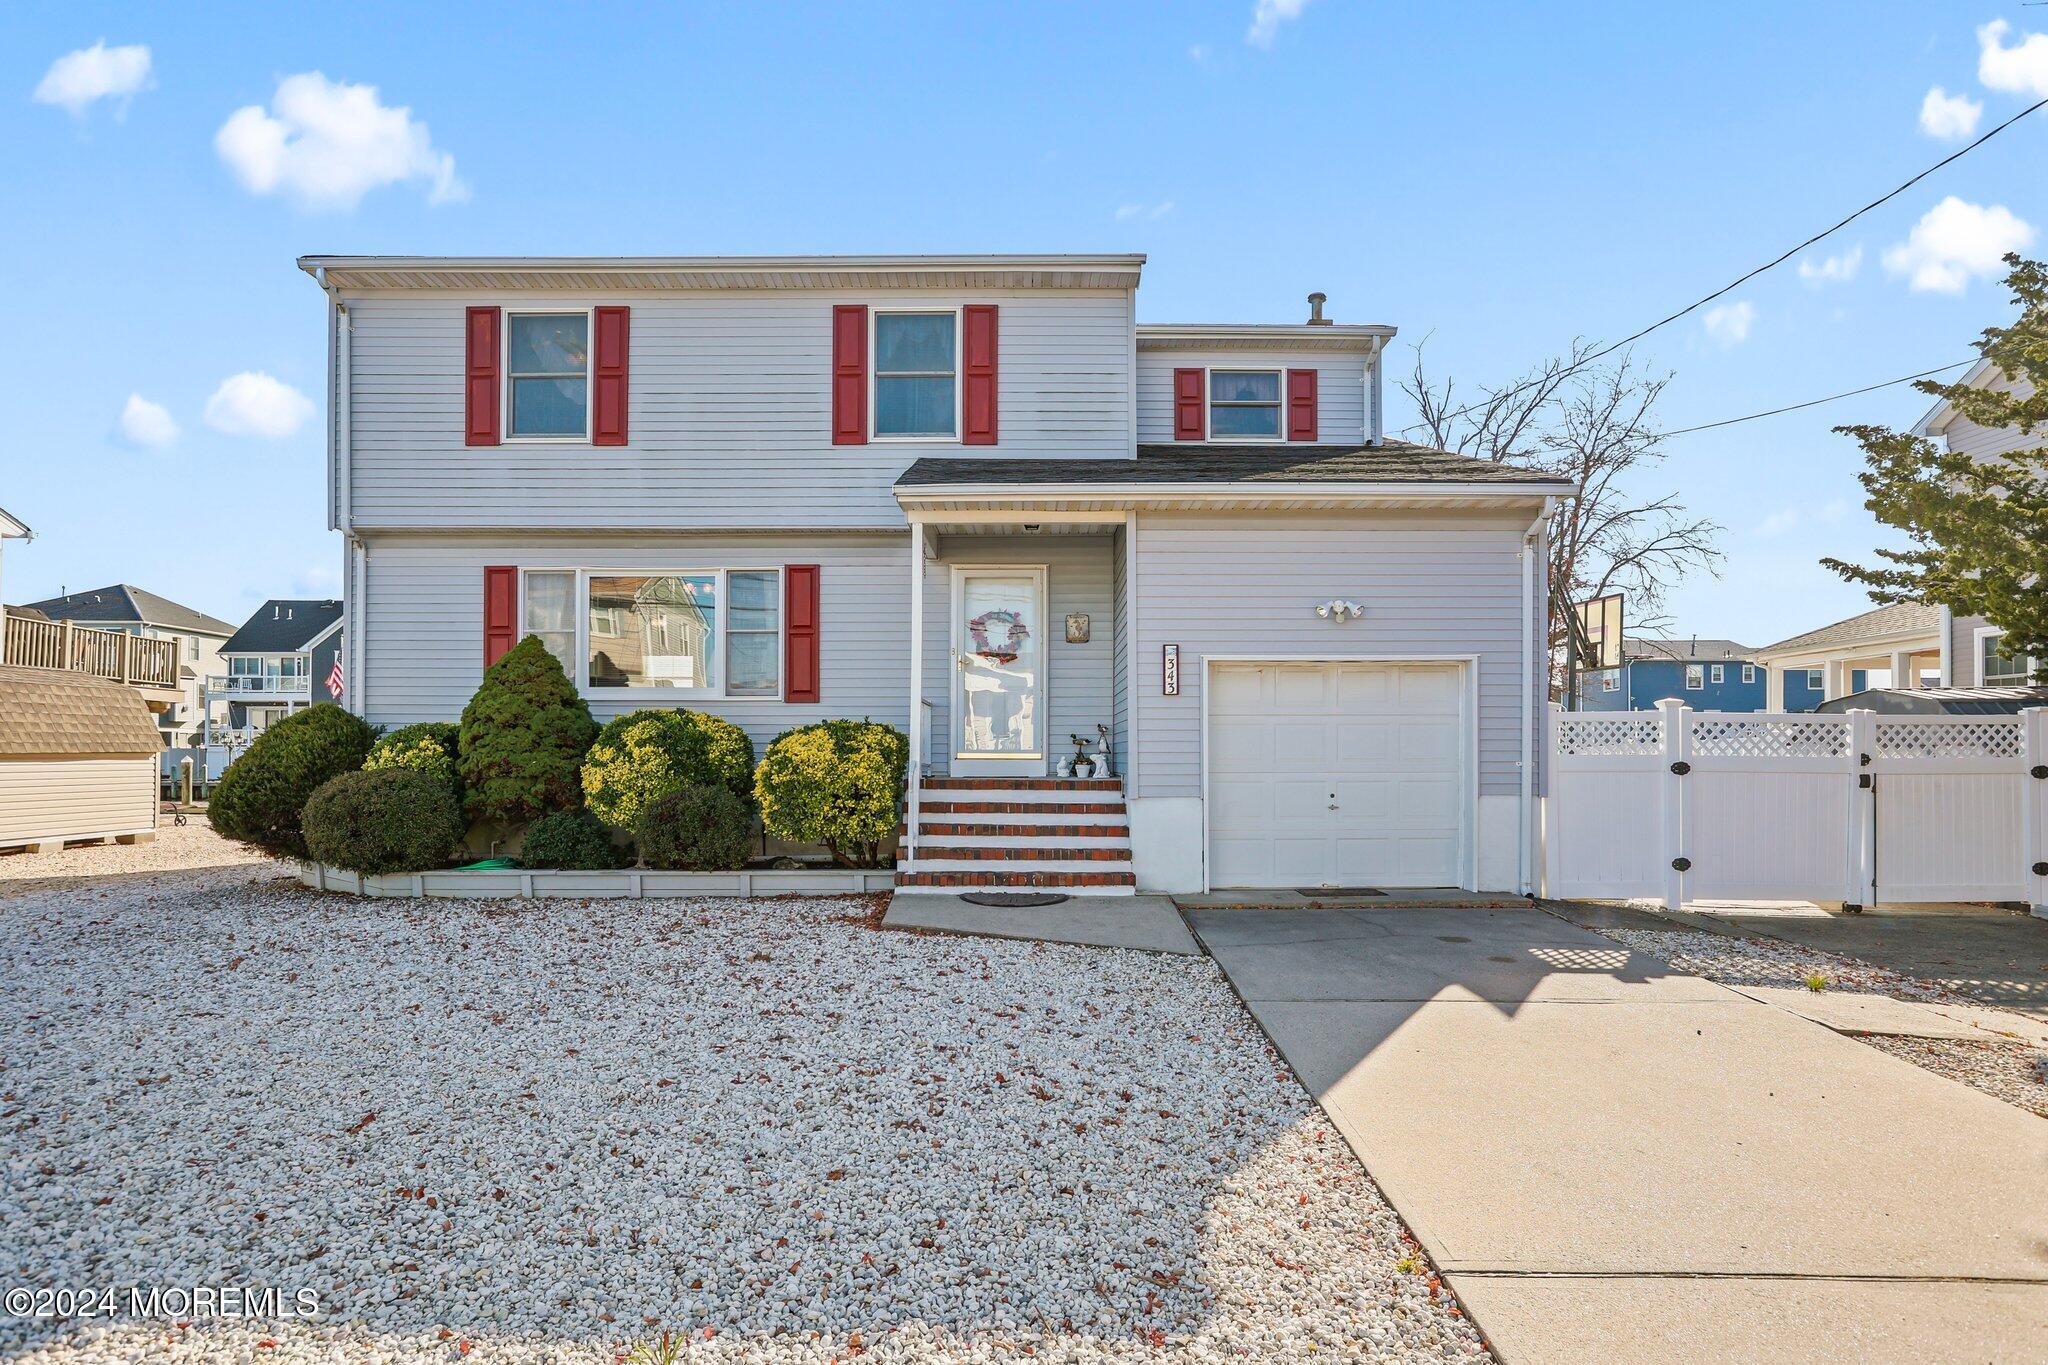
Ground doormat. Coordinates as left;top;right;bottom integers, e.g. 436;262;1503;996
961;892;1071;908
1295;887;1386;897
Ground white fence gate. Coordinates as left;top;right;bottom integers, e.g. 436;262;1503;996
1545;700;2048;914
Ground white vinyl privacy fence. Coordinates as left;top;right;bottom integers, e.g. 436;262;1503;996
1545;700;2048;915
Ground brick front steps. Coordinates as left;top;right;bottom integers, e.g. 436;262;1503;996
896;776;1135;895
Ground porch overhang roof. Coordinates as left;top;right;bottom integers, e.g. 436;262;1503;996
894;443;1575;514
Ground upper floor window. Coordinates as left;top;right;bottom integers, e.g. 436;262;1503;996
1980;629;2030;685
1709;664;1725;684
1208;370;1282;439
1684;664;1704;690
1601;671;1620;692
1741;664;1756;683
874;311;957;438
507;313;589;438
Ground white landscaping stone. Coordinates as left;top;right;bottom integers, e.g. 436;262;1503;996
1;833;1483;1362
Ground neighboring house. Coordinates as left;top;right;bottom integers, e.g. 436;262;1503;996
1578;637;1764;712
1911;357;2042;688
0;665;160;853
1754;602;1945;712
13;584;234;748
205;599;346;748
302;254;1574;895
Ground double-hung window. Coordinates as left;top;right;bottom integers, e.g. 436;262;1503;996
873;311;957;438
521;568;783;697
1709;664;1725;684
1684;664;1704;690
1741;664;1756;683
1601;671;1620;693
1805;668;1825;690
1981;629;2030;685
506;312;589;438
1208;370;1283;439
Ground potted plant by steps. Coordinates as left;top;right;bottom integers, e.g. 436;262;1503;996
1068;733;1096;780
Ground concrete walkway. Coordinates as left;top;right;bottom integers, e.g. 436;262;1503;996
1184;903;2048;1363
883;894;1199;954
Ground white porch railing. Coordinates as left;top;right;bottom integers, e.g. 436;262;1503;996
207;674;311;695
1545;700;2046;914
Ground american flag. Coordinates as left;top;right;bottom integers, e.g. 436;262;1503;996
326;655;345;701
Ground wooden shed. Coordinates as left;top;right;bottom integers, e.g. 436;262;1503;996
0;664;161;853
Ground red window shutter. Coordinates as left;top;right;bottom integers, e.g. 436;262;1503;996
483;565;518;667
1286;368;1318;442
962;304;999;445
1173;367;1205;441
784;565;821;702
465;307;501;446
831;306;867;445
592;306;629;445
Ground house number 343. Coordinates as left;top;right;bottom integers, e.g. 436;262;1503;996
1162;644;1180;696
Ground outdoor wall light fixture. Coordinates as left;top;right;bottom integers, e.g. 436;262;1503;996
1316;600;1365;621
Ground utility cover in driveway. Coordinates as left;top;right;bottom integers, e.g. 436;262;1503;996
1209;661;1465;888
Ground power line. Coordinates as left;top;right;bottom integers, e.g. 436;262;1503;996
1400;95;2047;435
1657;360;1973;437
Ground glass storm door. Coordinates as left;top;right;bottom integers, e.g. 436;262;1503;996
952;568;1046;776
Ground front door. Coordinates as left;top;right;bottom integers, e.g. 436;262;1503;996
951;567;1047;777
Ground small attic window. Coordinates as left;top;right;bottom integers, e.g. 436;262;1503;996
1208;370;1282;440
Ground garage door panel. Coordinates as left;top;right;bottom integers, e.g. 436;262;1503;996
1209;661;1467;889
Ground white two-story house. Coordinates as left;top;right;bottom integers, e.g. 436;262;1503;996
301;254;1572;894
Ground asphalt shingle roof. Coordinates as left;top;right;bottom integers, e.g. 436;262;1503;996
0;665;163;758
1625;637;1755;662
1759;602;1945;656
16;584;234;637
219;600;344;654
896;442;1574;489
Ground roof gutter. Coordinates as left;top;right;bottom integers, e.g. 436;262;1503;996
894;479;1577;503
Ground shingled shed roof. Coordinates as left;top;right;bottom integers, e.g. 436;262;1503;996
0;666;163;758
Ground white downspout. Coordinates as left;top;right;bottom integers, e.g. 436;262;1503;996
905;518;926;869
1519;498;1553;896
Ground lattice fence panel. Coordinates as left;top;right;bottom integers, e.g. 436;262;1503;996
1554;715;1663;757
1873;719;2024;760
1688;716;1850;759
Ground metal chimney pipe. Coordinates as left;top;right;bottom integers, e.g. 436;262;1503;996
1306;292;1331;325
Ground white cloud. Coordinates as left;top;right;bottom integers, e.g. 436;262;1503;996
1979;18;2048;97
1797;245;1862;284
1114;200;1175;222
1702;300;1755;347
1918;85;1982;140
116;393;178;449
1754;508;1800;539
1188;44;1210;62
33;40;153;117
205;372;315;438
215;72;467;212
1882;196;2036;293
1246;0;1314;47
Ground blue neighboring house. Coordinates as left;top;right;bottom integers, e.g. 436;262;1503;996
1577;637;1766;711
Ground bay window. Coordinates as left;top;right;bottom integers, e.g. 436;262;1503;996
522;568;782;697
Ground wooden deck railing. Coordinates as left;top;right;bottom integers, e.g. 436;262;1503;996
2;610;182;688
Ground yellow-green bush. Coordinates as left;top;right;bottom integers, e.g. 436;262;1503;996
581;708;754;828
753;719;907;867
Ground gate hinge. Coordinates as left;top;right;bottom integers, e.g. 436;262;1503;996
1671;856;1692;872
1858;773;1872;789
1669;761;1691;776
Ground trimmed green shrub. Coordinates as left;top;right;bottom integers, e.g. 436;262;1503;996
208;702;376;857
302;768;466;876
363;721;461;797
636;785;754;871
754;719;908;867
581;708;756;828
521;808;630;870
458;636;598;824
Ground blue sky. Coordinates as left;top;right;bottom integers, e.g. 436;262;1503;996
2;2;2042;646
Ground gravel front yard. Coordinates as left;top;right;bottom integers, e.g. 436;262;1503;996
3;843;1482;1363
1597;925;2048;1120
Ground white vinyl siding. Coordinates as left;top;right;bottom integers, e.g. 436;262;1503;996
917;533;1117;777
1137;350;1368;444
1132;510;1530;799
0;757;157;846
358;533;908;758
343;289;1134;530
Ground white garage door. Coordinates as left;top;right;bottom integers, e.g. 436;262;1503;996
1208;661;1467;888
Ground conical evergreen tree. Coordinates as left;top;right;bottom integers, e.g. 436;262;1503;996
458;635;598;823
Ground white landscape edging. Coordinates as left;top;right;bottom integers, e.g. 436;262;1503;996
299;863;896;899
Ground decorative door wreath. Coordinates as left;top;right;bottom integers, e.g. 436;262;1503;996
968;608;1031;664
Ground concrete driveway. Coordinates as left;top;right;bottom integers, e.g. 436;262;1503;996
1183;903;2048;1364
